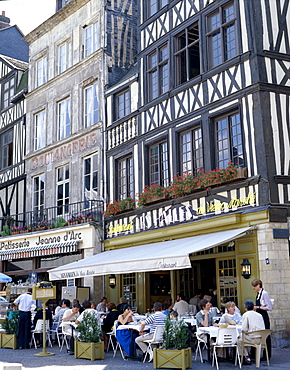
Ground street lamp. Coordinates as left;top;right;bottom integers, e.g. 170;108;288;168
241;258;251;279
109;274;116;288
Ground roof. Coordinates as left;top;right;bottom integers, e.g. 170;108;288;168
0;54;28;71
0;25;28;62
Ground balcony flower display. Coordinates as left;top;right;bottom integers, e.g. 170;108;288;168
104;197;136;218
168;164;240;199
10;226;24;234
137;185;170;207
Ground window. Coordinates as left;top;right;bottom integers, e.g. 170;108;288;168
148;0;167;17
147;44;169;101
117;156;134;200
58;98;71;140
1;130;13;169
36;56;47;87
34;110;46;150
149;142;169;187
84;22;99;57
84;82;99;127
207;2;237;68
33;174;45;213
57;164;69;215
122;273;136;309
180;127;203;174
175;23;200;85
116;90;130;120
215;112;244;169
2;77;14;109
84;153;98;200
219;259;237;304
58;40;72;73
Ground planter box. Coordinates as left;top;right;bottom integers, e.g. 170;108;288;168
153;348;192;370
74;340;104;361
145;194;169;205
0;333;17;349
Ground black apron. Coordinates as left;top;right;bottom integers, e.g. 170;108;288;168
256;289;271;358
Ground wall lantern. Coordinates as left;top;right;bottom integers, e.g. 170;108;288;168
241;258;251;279
109;274;116;288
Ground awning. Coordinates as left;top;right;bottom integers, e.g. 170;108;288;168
48;227;252;281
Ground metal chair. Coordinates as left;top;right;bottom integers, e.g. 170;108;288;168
113;321;126;360
60;323;70;352
241;329;271;368
143;325;165;363
31;319;52;349
212;326;241;370
195;328;208;363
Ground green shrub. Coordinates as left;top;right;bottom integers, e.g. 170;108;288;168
77;311;102;343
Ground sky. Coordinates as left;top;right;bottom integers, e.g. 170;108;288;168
0;0;55;35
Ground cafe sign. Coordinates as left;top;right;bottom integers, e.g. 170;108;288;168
107;190;256;237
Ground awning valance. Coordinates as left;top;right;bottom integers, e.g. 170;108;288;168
48;227;252;280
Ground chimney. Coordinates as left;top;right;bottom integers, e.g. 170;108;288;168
0;11;10;29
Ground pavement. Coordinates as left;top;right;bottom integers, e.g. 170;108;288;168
0;344;290;370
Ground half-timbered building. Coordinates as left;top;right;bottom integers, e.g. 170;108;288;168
101;0;290;347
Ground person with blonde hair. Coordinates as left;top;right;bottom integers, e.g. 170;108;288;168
219;301;242;324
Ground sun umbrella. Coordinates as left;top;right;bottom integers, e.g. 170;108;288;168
0;272;12;283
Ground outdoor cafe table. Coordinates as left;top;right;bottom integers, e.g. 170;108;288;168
117;323;150;359
197;325;242;361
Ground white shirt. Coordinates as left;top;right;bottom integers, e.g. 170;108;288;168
14;292;35;312
257;289;272;311
241;310;265;338
173;300;189;316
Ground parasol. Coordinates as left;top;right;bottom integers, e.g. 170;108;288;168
0;272;12;283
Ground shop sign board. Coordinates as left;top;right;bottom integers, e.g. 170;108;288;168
107;190;256;238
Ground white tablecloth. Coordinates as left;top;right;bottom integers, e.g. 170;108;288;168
117;323;150;331
183;318;196;326
197;325;242;338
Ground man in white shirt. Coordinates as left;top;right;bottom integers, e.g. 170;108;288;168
53;299;70;324
172;293;189;316
237;300;265;365
14;287;36;349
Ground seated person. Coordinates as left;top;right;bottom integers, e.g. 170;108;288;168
135;302;167;362
163;301;173;316
96;297;108;312
189;290;202;311
53;299;70;323
222;297;241;314
32;302;53;345
102;302;120;349
118;304;134;325
62;303;80;339
196;299;215;346
172;293;189;316
237;300;265;365
90;301;97;309
219;301;242;325
116;297;128;313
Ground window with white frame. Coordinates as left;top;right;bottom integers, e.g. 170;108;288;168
84;153;98;201
58;97;71;140
84;82;99;127
116;89;130;120
147;0;168;17
84;22;99;57
207;1;237;69
215;112;244;169
57;164;69;215
2;77;15;109
117;155;134;200
149;141;169;187
36;56;47;87
147;43;169;101
0;129;13;169
180;127;203;174
34;110;46;150
33;174;45;213
58;40;72;73
175;22;200;86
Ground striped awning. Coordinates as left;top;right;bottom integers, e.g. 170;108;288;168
0;241;79;261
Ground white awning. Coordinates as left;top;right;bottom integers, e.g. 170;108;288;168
48;227;252;280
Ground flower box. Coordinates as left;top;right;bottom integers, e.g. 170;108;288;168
0;333;17;349
153;348;192;370
74;340;104;361
144;194;169;205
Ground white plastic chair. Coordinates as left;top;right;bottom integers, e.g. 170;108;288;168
31;319;52;349
49;320;62;347
113;321;126;360
195;328;208;363
212;327;241;370
60;324;70;352
143;325;165;363
241;329;271;368
106;320;117;352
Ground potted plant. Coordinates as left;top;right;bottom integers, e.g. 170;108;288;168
138;185;170;207
153;316;191;370
54;216;67;228
104;197;136;218
0;313;19;349
74;311;104;360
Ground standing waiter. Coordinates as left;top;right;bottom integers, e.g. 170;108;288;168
14;287;36;349
251;278;272;360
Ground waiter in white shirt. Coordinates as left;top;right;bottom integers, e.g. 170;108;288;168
14;287;36;349
251;278;272;359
